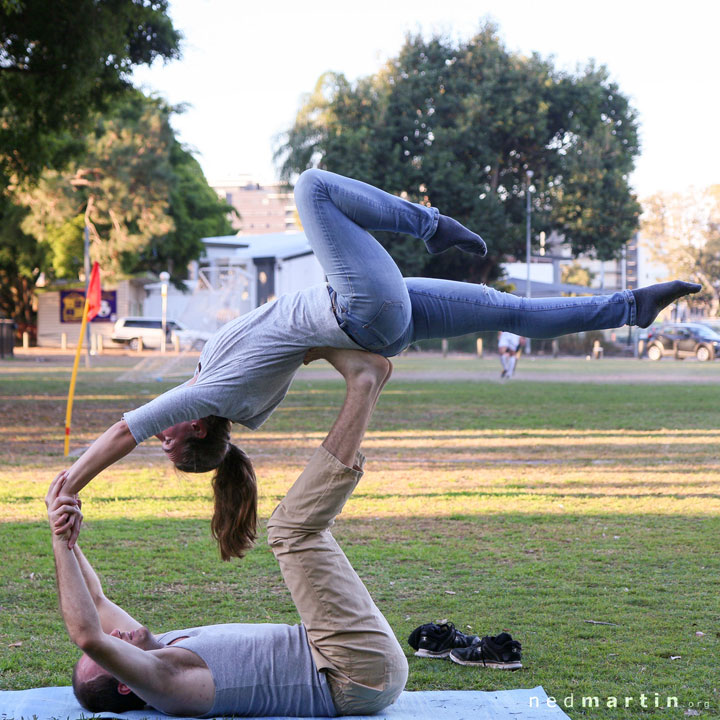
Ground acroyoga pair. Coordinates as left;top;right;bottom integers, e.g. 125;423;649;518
49;169;699;715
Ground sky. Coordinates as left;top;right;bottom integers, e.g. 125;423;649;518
132;0;720;199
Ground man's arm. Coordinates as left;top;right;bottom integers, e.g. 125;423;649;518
52;532;176;705
46;479;188;712
72;545;143;634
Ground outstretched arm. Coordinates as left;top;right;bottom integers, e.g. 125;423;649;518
46;473;104;649
62;420;137;496
73;545;143;634
56;420;137;548
46;474;186;712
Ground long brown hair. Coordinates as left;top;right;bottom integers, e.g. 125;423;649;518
177;416;258;560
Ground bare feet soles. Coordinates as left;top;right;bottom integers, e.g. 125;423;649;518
303;347;392;400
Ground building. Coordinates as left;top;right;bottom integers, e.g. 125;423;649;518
210;175;299;234
142;232;325;334
502;232;664;297
35;278;150;347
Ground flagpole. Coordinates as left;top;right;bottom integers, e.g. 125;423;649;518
64;295;90;457
64;261;101;457
83;223;91;367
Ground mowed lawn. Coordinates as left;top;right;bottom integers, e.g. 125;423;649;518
0;352;718;719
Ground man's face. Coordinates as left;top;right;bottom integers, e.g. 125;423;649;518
75;626;162;685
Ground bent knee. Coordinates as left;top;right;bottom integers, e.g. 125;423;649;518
333;650;408;716
266;520;325;550
294;168;330;200
266;521;293;548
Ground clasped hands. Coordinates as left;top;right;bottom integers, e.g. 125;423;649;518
46;471;83;547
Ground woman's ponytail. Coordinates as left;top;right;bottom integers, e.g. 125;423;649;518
177;416;258;560
211;444;257;561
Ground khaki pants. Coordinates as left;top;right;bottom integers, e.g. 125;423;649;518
267;446;408;715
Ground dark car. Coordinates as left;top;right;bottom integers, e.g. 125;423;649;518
644;322;720;361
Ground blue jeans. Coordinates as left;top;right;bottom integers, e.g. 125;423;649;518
294;169;637;356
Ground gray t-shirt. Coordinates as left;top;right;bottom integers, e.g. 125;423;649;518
123;284;361;443
157;623;337;718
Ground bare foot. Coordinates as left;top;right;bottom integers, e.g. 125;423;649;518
304;347;391;395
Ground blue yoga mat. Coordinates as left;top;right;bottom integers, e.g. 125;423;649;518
0;685;569;719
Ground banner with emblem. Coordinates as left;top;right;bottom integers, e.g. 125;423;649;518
60;290;116;323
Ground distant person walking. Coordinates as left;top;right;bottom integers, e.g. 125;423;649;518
498;331;525;379
54;168;701;559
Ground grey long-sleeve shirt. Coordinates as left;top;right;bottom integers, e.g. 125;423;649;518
123;284;361;443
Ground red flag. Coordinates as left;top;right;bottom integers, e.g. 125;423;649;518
86;262;102;321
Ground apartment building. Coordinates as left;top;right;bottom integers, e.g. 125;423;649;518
211;175;299;234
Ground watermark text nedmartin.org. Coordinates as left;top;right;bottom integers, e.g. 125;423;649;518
530;691;712;711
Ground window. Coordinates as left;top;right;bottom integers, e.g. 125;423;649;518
124;319;162;329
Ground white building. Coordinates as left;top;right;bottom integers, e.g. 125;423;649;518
143;232;325;333
501;232;665;297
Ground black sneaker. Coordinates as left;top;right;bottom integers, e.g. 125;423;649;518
407;622;480;658
449;632;522;670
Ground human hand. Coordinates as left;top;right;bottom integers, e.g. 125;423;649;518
48;495;83;543
45;470;69;509
65;506;83;549
46;471;83;546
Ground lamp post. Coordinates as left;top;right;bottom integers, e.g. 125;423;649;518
159;271;170;354
525;169;534;354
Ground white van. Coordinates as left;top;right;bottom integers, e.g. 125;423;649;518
110;317;210;350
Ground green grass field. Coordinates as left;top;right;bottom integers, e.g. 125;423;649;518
0;351;718;718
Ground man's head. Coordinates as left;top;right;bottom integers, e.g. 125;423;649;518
72;655;145;712
71;627;159;712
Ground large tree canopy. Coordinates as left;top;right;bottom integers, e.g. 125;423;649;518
0;0;180;187
2;92;234;325
18;92;234;280
276;25;641;283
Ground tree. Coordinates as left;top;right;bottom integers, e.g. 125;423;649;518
641;187;720;315
0;0;180;188
2;92;234;326
19;92;176;279
19;92;234;281
561;261;596;294
0;0;181;328
134;139;237;278
0;202;45;336
275;24;641;284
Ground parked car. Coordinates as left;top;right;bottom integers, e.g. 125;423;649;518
110;317;211;350
699;318;720;335
644;322;720;361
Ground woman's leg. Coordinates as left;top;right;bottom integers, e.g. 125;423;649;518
293;169;699;350
402;277;636;342
294;168;480;350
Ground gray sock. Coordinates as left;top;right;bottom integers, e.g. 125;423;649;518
425;215;487;256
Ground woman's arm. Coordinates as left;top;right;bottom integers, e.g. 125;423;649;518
63;420;137;495
59;420;137;548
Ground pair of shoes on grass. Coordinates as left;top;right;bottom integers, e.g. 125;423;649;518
407;622;522;670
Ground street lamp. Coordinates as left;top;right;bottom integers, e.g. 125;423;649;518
525;169;534;353
159;271;170;354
